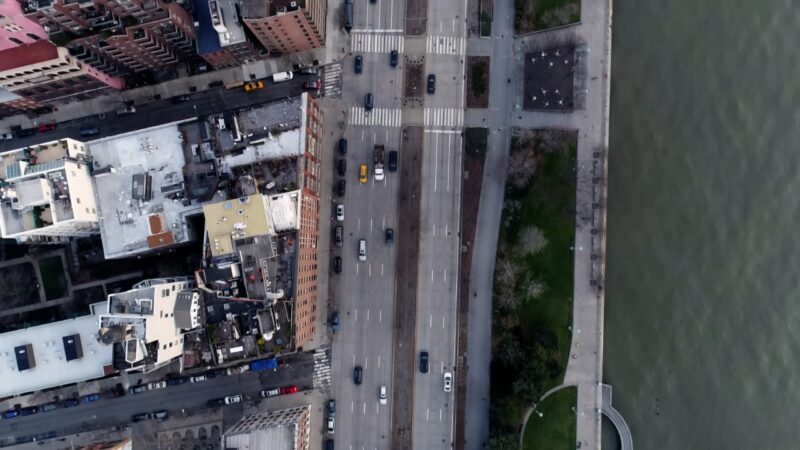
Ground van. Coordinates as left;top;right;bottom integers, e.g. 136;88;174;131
388;151;398;172
273;71;294;82
344;0;353;32
358;239;367;261
335;226;343;247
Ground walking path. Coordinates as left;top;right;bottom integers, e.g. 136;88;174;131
601;384;633;450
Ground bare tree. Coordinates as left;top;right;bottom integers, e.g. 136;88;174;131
519;225;548;256
521;276;546;300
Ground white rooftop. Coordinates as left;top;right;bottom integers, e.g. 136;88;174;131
0;302;111;398
89;122;203;259
266;191;300;232
224;426;293;450
218;129;303;174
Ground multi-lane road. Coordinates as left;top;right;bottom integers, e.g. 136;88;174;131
331;0;468;447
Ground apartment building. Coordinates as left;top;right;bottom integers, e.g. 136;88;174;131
240;0;325;55
20;0;197;76
193;0;263;69
0;138;99;243
223;405;311;450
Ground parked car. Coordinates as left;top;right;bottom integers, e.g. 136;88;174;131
152;410;169;421
0;132;13;140
207;398;226;407
14;128;36;138
328;399;336;418
334;256;342;273
147;381;167;390
326;439;334;450
379;386;387;405
108;383;125;398
300;67;318;75
171;94;191;103
131;412;150;422
327;416;335;434
260;387;281;398
335;225;343;247
19;406;38;416
385;228;394;245
83;393;102;403
336;204;344;221
79;126;99;137
353;366;363;385
166;376;189;386
190;375;207;383
354;55;363;74
303;81;320;90
129;385;147;395
224;394;243;405
338;138;348;155
2;410;18;419
427;74;436;95
331;312;340;333
420;351;429;373
38;123;56;132
280;386;299;395
62;398;80;408
364;93;374;111
40;403;58;413
244;81;264;92
388;150;398;172
390;50;398;67
208;80;224;88
338;158;347;176
336;180;346;197
443;372;453;392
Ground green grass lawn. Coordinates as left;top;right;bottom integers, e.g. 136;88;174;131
522;386;577;450
515;0;581;34
38;256;67;301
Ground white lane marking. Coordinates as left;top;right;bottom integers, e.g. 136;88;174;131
429;314;433;328
373;132;377;145
370;218;373;231
426;408;430;421
385;130;389;142
356;263;360;275
389;0;394;28
377;0;381;28
433;132;439;191
358;218;361;230
445;223;448;236
379;310;383;322
441;362;444;373
444;269;447;284
378;355;381;368
382;215;386;229
447;133;452;192
376;402;380;414
355;310;358;322
351;29;404;33
381;263;384;276
351;401;354;414
362;129;365;141
369;264;372;277
363;402;367;415
440;409;443;421
433;223;436;237
442;315;446;329
367;309;370;322
431;269;434;282
365;356;369;369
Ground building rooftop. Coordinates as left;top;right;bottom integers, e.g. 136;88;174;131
225;425;293;450
89;122;204;259
0;302;112;398
203;194;274;257
194;0;248;55
0;40;58;72
239;0;269;19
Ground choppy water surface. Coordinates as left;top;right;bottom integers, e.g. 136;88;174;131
604;0;800;448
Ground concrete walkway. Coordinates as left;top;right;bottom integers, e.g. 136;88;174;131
517;383;577;450
601;384;633;450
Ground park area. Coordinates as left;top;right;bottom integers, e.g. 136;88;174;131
522;386;578;450
515;0;581;34
488;129;578;449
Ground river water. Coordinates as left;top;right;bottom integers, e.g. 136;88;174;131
603;0;800;448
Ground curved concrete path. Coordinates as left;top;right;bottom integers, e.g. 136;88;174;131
517;383;576;449
601;383;633;450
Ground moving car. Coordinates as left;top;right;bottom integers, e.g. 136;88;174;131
336;204;344;221
359;164;368;183
272;71;293;82
427;74;436;95
364;93;374;111
334;256;342;273
260;387;281;398
303;81;320;90
79;126;99;137
280;386;299;395
379;386;387;405
420;351;429;373
152;410;169;421
358;239;367;262
38;123;56;132
339;138;348;155
390;50;399;67
147;381;167;390
338;158;347;176
388;150;398;172
335;226;343;247
128;385;147;395
353;366;363;385
336;180;346;197
354;55;363;74
83;393;102;402
244;81;264;92
224;394;243;404
385;228;394;245
443;372;453;392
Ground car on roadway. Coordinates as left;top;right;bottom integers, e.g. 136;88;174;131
359;164;368;183
390;50;399;67
171;94;191;103
62;398;80;408
0;132;12;140
260;387;281;398
339;138;348;155
328;399;336;418
336;204;344;221
38;123;56;132
354;55;363;74
152;410;169;421
385;228;394;245
336;179;346;197
15;128;36;138
327;416;335;434
334;256;342;273
303;81;320;90
189;375;207;383
244;81;264;92
131;412;150;422
41;403;58;413
427;74;436;95
443;372;453;392
331;312;340;332
388;150;397;172
207;398;226;407
83;393;102;402
128;385;147;395
420;351;429;373
148;381;167;390
281;386;299;395
19;406;38;416
364;93;373;111
224;394;243;405
300;67;318;75
2;409;18;419
79;126;99;137
353;366;363;385
325;439;334;450
166;376;189;386
379;386;387;405
335;226;343;247
338;158;347;176
358;239;367;262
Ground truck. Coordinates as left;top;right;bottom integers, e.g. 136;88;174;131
344;0;353;32
249;357;279;372
373;145;385;181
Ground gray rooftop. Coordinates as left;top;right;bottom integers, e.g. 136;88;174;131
209;0;247;46
239;0;269;19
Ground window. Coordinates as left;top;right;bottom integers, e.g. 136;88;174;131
75;197;81;204
9;37;23;45
26;33;41;41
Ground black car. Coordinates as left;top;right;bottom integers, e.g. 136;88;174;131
171;94;191;103
79;126;99;137
62;398;80;408
334;256;342;273
364;93;373;111
390;50;398;67
128;385;147;395
208;80;224;88
354;55;363;74
326;439;335;450
19;406;38;416
388;151;397;172
338;158;347;176
166;376;189;386
420;351;429;373
14;128;36;138
207;398;226;407
131;412;150;422
336;180;346;197
427;74;436;95
353;366;363;385
338;138;348;155
335;226;343;247
385;228;394;245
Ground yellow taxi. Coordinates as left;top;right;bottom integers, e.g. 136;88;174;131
244;81;264;92
359;164;368;184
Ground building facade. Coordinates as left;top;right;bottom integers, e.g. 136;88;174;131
193;0;263;69
223;405;311;450
241;0;325;55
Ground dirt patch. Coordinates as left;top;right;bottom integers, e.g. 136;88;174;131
480;0;493;37
38;255;68;300
515;0;580;34
390;126;423;450
0;262;40;309
403;56;425;107
466;56;490;109
454;128;488;450
405;0;427;36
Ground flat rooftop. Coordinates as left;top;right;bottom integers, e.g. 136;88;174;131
89;122;203;259
0;302;111;398
204;194;273;257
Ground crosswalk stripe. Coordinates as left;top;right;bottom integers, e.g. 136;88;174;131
348;107;403;127
423;108;464;128
426;36;466;55
352;33;405;54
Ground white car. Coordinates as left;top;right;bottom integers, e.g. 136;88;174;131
147;381;166;390
379;385;387;405
224;394;243;404
327;416;335;434
336;204;344;221
0;132;12;140
190;375;207;383
443;372;452;392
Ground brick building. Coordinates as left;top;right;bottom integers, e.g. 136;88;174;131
240;0;325;55
192;0;263;69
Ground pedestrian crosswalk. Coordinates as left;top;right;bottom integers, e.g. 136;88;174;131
312;348;331;392
321;62;341;98
424;108;464;128
426;35;466;55
351;32;405;54
349;107;403;127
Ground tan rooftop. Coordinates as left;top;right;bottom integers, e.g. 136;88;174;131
204;195;273;256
